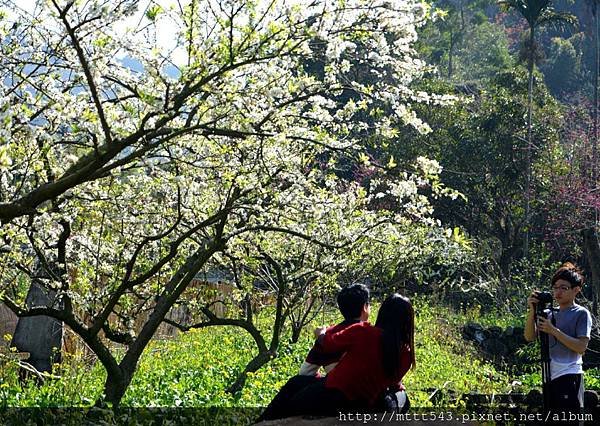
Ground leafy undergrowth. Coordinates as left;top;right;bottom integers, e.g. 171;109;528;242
406;300;515;406
1;298;544;408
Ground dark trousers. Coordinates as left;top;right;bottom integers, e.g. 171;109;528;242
545;374;585;425
548;373;584;410
257;375;351;421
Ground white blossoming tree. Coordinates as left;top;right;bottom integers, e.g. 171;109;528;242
162;159;456;394
0;0;454;405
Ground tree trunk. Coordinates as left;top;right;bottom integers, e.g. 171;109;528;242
583;228;600;315
226;350;275;394
290;325;302;344
594;3;599;224
499;247;514;282
524;26;535;259
497;214;516;281
101;369;131;407
97;242;223;406
448;29;454;78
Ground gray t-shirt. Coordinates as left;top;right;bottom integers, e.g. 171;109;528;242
547;303;592;380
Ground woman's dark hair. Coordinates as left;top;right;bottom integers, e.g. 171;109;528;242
375;294;416;378
337;283;370;320
551;262;584;288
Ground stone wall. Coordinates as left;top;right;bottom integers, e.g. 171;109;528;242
462;322;528;364
11;282;63;373
0;303;18;347
463;321;600;370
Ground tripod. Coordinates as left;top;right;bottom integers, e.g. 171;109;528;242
536;307;555;413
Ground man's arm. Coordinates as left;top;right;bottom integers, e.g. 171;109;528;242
524;292;538;342
298;326;329;376
537;317;590;354
298;361;320;376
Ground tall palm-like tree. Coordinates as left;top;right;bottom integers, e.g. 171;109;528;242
498;1;576;257
588;0;600;208
584;0;600;314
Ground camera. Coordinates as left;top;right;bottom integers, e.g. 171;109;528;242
535;291;553;305
534;291;553;316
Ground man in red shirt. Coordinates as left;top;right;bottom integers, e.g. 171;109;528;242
258;284;370;421
298;284;371;376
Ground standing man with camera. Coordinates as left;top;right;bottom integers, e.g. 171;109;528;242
525;262;593;411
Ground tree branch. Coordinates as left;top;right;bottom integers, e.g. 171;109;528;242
227;225;349;250
52;0;113;145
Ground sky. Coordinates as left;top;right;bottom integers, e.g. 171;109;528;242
4;0;188;66
3;0;311;70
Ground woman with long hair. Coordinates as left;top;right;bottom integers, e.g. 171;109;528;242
376;293;416;382
258;293;415;421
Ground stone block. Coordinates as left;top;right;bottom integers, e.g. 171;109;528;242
11;282;63;373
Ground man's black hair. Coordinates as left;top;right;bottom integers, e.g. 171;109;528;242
551;262;584;288
337;283;370;320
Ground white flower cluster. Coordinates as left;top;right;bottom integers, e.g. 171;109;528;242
0;94;12;170
416;156;442;177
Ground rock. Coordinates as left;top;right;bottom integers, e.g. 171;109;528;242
256;414;478;425
503;331;526;351
0;303;17;347
584;390;599;408
462;322;528;366
463;393;491;405
464;392;526;406
512;327;525;341
481;338;508;357
474;329;489;344
502;326;514;337
504;393;527;404
488;326;503;338
583;335;600;368
463;323;484;340
11;281;63;373
524;389;543;408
